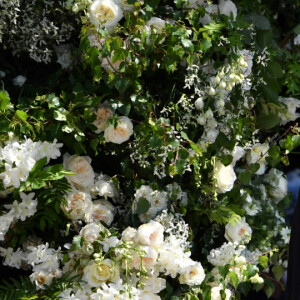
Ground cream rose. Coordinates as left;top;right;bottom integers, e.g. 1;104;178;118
89;0;124;32
93;104;114;133
146;17;166;32
225;217;252;243
215;160;236;193
264;168;288;204
80;223;105;244
61;190;93;220
85;199;115;225
179;262;205;286
142;276;166;294
131;246;158;269
104;116;133;144
64;154;95;191
83;259;118;287
211;285;232;300
246;143;269;175
139;291;161;300
135;221;164;247
121;226;137;243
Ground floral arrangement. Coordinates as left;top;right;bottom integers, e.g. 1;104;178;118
0;0;300;299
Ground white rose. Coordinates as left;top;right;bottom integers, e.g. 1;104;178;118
231;145;245;166
199;5;219;25
93;105;114;133
91;173;118;199
121;226;137;242
85;199;115;225
264;168;288;204
61;190;93;220
104;116;133;144
211;285;232;300
179;262;205;286
131;246;158;269
82;259;117;287
218;0;237;20
89;0;124;32
55;44;73;69
278;97;300;125
246;143;269;175
12;75;27;87
80;223;105;244
146;17;166;32
215;160;236;193
139;291;161;300
135;221;164;247
64;154;95;190
184;0;205;9
141;276;166;293
225;217;252;243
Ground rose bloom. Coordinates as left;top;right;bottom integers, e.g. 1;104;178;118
146;17;166;32
85;199;114;225
179;262;205;286
225;217;252;243
135;221;164;247
131;246;158;269
264;168;288;204
83;259;119;287
93;105;114;133
211;285;232;300
141;276;166;294
61;190;93;221
121;226;137;243
218;0;237;20
104;116;133;144
80;223;105;244
139;290;161;300
64;154;95;191
89;0;123;32
215;160;236;193
278;97;300;125
246;143;269;175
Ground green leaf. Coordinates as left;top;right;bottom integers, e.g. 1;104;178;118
293;24;300;34
149;135;162;148
16;110;28;122
181;38;193;48
292;135;300;150
227;271;239;289
70;235;83;251
256;113;281;130
136;197;151;214
264;278;275;298
238;171;252;185
246;14;271;30
268;145;280;159
246;264;257;278
216;132;235;151
0;90;10;111
200;38;212;51
259;255;268;269
30;157;48;175
272;264;284;281
54;108;67;121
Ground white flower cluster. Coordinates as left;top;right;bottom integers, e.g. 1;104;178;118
0;242;61;289
58;220;204;298
0;192;38;241
0;137;63;189
0;0;77;63
132;185;168;222
62;154;116;225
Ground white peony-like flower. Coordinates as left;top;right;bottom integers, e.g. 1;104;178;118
86;199;115;225
12;75;27;87
135;221;164;247
93;104;114;133
63;154;95;191
141;276;166;294
83;259;118;287
104;116;133;144
211;285;232;300
80;223;104;244
121;226;137;242
184;0;205;9
179;262;205;286
61;190;93;221
218;0;237;20
91;173;118;199
278;97;300;125
231;145;245;166
214;160;236;193
225;217;252;243
139;290;161;300
246;143;269;175
89;0;124;32
131;246;158;269
264;168;288;204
